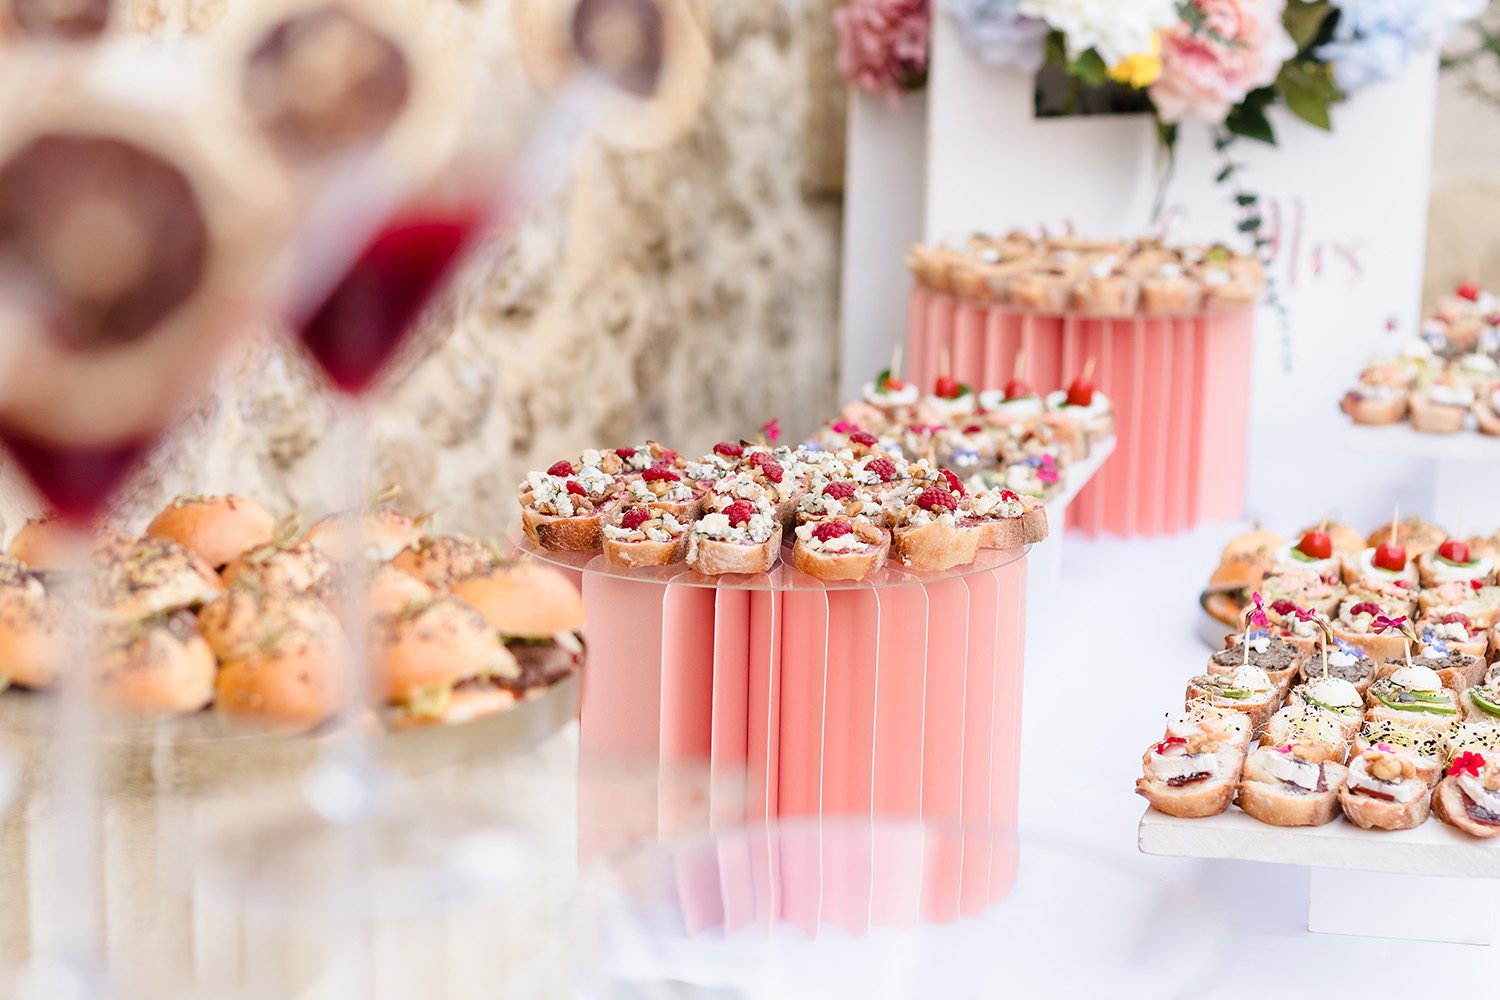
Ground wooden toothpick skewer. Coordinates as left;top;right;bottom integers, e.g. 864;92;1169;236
1390;504;1399;547
1013;351;1026;381
1321;632;1329;680
940;346;951;378
1081;357;1096;382
891;344;903;381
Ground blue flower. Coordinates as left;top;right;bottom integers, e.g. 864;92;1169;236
938;0;1050;73
1318;0;1483;92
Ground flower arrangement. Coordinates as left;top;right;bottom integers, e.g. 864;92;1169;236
837;0;1482;139
834;0;933;108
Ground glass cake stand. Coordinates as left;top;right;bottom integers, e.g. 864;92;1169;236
508;526;1028;592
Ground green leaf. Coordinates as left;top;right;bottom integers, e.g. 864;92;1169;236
1226;104;1276;145
1043;30;1069;69
1215;164;1235;183
1069;48;1109;87
1237;217;1263;233
1283;0;1334;53
1234;193;1258;206
1276;59;1343;131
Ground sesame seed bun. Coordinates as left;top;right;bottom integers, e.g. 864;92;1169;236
305;507;424;563
367;563;434;618
94;612;215;716
0;557;63;689
198;583;342;662
215;628;344;731
391;535;499;590
371;596;517;705
450;561;583;638
1218;528;1283;565
95;537;224;622
221;541;340;601
1207;560;1265;594
145;494;276;569
7;516;130;572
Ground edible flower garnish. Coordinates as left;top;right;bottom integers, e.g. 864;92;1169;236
1374;743;1394;753
1246;592;1269;630
831;420;861;434
760;417;781;444
1450;751;1486;778
1332;637;1363;658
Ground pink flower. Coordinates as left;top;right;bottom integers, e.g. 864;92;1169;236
1149;0;1296;124
835;0;931;108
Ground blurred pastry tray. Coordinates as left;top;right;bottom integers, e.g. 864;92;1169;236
0;672;580;796
1138;806;1500;878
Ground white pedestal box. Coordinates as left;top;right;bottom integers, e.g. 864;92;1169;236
838;89;928;403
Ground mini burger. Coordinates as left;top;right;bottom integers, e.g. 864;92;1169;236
450;561;585;694
391;534;500;590
0;555;63;689
371;596;520;728
1200;559;1266;631
7;515;131;573
197;582;343;662
215;625;346;731
222;539;340;602
366;563;435;618
145;494;276;570
94;611;216;716
95;537;224;622
306;506;424;563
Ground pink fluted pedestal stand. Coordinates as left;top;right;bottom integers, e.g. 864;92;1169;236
906;289;1254;537
515;535;1028;935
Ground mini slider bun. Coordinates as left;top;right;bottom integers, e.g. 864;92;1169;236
222;539;339;601
145;494;276;569
0;555;63;689
197;582;342;662
1219;527;1283;566
7;515;131;572
449;560;584;638
215;625;345;731
451;561;586;692
391;534;501;590
94;611;216;716
95;537;224;622
367;563;435;618
373;596;520;728
305;507;424;563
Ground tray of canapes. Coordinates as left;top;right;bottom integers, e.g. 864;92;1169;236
0;494;585;756
906;232;1264;315
1153;515;1500;847
1341;281;1500;436
511;360;1118;586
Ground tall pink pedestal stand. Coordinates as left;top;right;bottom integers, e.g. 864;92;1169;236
906;288;1254;537
519;537;1029;934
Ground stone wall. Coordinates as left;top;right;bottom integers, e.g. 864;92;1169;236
5;0;844;537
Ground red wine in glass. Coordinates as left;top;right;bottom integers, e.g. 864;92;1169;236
0;427;155;525
294;204;488;395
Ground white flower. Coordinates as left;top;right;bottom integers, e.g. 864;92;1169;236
1017;0;1178;66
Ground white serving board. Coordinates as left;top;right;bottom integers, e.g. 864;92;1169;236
1138;806;1500;879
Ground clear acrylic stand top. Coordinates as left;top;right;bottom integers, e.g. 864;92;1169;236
509;527;1029;592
